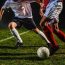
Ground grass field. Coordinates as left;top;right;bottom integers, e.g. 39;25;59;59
0;27;65;65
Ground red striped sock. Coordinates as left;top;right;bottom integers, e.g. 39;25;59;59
43;25;59;48
54;29;65;42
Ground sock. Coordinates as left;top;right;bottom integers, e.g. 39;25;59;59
37;29;50;43
54;29;65;42
10;28;23;43
43;25;59;48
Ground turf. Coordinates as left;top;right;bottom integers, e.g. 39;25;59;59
0;27;65;65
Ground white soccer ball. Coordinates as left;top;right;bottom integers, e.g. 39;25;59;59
37;47;50;58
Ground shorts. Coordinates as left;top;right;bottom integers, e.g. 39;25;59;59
50;2;63;22
13;17;36;30
44;2;63;22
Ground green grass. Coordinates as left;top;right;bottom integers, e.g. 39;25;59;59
0;27;65;65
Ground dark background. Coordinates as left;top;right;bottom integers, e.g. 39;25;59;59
0;0;65;28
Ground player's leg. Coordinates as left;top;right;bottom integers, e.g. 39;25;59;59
54;28;65;42
40;18;59;55
23;18;50;44
43;23;59;47
8;21;23;47
52;21;65;42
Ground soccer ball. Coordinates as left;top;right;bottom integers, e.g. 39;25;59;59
37;47;50;58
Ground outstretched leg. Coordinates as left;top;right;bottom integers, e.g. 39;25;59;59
43;24;59;55
43;24;59;48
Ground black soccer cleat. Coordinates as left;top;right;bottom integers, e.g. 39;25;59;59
47;43;59;56
15;42;23;48
50;46;59;56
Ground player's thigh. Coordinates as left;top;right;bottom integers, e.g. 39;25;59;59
23;18;37;30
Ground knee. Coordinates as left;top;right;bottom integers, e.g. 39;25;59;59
8;22;17;29
33;27;39;33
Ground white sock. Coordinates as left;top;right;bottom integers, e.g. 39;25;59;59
10;28;23;43
37;30;50;43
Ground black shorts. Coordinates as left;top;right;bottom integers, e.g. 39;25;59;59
13;17;36;30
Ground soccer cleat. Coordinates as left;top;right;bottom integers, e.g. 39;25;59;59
47;43;59;56
49;46;59;56
15;42;23;48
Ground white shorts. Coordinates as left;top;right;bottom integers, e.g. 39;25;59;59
44;2;63;22
50;2;63;22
